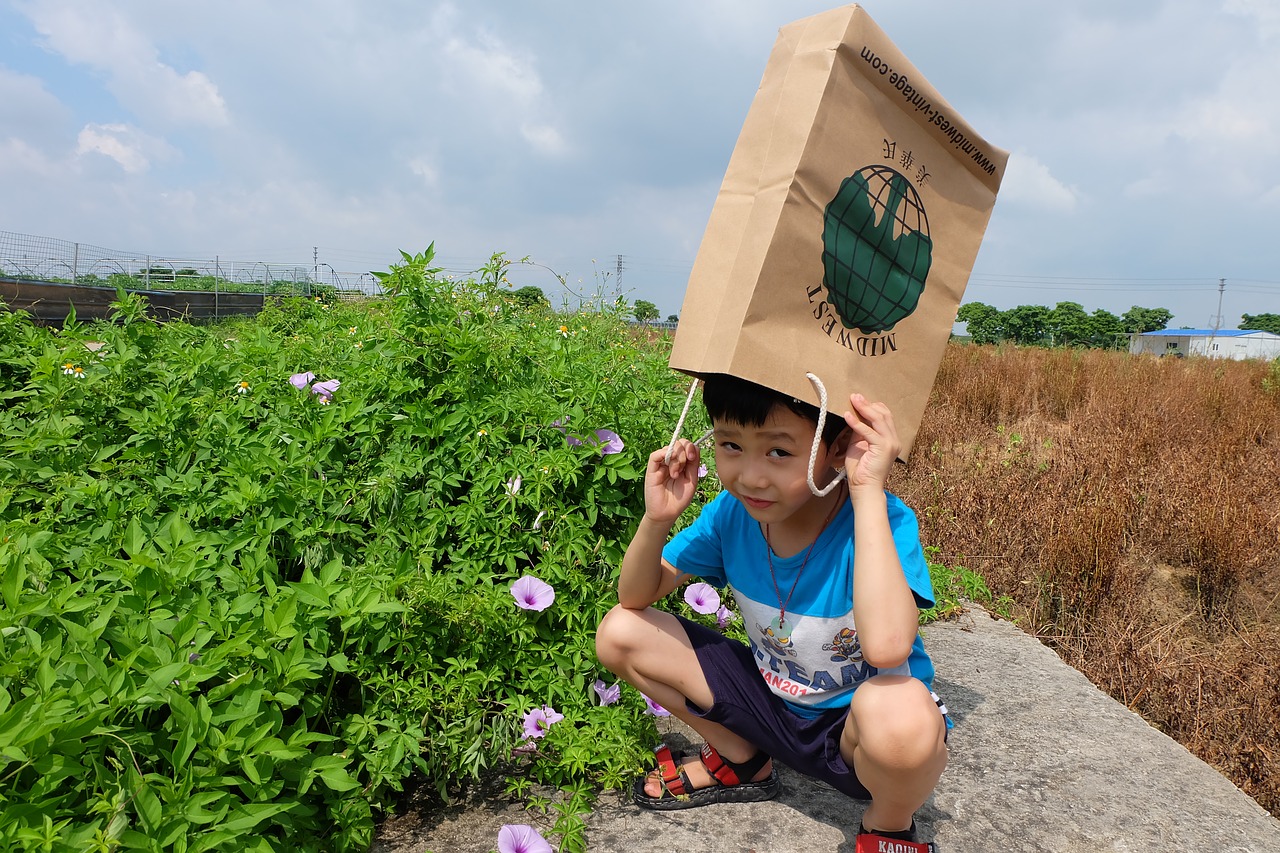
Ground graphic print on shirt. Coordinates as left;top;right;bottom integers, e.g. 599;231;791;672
737;593;910;708
755;622;798;659
823;627;862;663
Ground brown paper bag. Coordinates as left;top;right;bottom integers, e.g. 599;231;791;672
669;4;1008;459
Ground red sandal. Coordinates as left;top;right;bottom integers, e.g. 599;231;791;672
632;743;780;810
856;820;937;852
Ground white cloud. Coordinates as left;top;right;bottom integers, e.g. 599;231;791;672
1225;0;1280;38
408;155;440;187
75;123;175;173
998;152;1078;212
19;0;229;127
520;123;566;157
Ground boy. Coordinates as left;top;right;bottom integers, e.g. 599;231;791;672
595;374;947;851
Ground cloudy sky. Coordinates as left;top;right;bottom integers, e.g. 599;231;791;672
2;0;1278;329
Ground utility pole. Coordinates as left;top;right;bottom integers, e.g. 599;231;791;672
616;254;624;293
1208;278;1225;356
313;247;319;283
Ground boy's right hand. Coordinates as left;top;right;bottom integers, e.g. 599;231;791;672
643;439;701;524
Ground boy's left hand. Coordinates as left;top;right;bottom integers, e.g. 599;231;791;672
841;393;901;495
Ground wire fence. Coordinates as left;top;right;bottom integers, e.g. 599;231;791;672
0;230;385;298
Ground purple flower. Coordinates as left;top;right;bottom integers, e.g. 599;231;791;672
593;679;620;706
641;694;670;717
698;463;709;478
288;371;315;390
553;416;584;446
715;605;735;630
592;429;624;455
498;824;553;853
521;705;564;739
504;475;522;496
310;378;341;402
511;574;555;611
532;510;547;530
684;582;721;615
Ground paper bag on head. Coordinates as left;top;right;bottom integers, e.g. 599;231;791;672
670;4;1008;460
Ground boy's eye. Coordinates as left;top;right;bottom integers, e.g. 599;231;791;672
767;448;791;458
719;441;741;452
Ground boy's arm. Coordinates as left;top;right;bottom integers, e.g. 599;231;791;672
617;439;700;609
842;394;920;669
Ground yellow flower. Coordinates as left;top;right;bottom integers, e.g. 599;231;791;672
236;381;250;394
73;366;85;379
354;341;363;349
558;325;569;338
62;363;75;375
477;429;488;436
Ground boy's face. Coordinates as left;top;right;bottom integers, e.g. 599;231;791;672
711;404;843;526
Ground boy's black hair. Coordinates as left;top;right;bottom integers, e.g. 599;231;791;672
700;373;846;448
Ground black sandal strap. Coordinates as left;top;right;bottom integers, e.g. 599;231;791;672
699;742;770;786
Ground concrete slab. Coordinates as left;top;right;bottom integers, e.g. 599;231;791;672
374;606;1280;852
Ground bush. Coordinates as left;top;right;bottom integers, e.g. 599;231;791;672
0;251;710;850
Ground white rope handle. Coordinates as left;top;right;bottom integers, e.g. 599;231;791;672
665;377;714;464
805;372;847;497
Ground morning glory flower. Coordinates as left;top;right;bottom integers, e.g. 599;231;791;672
505;475;522;496
698;463;709;478
592;429;624;455
521;705;564;739
532;510;547;530
497;824;553;853
593;679;621;706
288;371;315;390
716;605;735;630
552;417;583;447
684;582;721;615
311;378;341;402
510;574;555;611
642;694;670;717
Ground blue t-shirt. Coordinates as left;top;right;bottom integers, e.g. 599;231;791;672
663;490;937;718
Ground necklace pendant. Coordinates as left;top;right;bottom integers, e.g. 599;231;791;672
770;614;790;641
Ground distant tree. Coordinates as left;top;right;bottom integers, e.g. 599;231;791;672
1121;305;1173;334
512;285;549;309
1003;304;1051;346
1241;313;1280;335
1048;301;1093;346
666;314;679;323
1089;308;1126;349
956;301;1004;345
633;300;660;322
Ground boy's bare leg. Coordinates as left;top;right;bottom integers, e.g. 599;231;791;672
596;604;773;794
840;674;948;833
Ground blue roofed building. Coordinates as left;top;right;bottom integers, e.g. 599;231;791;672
1129;329;1280;360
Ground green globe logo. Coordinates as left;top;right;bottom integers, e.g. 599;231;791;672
821;165;932;335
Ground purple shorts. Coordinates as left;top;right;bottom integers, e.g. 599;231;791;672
677;615;947;800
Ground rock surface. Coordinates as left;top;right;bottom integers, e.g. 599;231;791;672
373;605;1280;852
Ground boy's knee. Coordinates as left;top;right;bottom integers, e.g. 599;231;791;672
850;676;945;759
594;604;641;670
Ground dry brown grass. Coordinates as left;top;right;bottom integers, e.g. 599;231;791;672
888;344;1280;815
